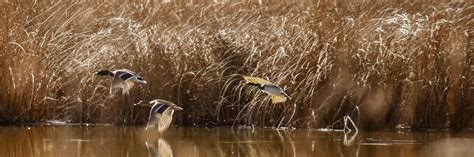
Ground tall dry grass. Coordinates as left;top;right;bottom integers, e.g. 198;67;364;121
0;0;472;130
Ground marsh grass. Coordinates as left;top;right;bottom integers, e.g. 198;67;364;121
0;0;472;130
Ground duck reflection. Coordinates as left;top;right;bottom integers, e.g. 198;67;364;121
145;138;173;157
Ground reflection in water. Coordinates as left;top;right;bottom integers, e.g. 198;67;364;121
343;131;358;146
423;138;474;157
146;138;173;157
1;126;474;157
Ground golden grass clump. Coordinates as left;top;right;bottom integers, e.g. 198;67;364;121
0;0;472;130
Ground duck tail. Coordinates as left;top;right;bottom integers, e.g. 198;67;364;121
96;70;114;77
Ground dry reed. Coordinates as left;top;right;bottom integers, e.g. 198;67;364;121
0;0;472;130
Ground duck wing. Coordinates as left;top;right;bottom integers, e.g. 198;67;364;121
114;70;135;81
110;75;126;95
147;103;166;126
271;95;287;104
151;99;177;106
262;84;285;95
158;109;174;132
147;102;174;132
146;113;161;129
243;76;275;85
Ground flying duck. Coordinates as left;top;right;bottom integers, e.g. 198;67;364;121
243;76;291;104
144;99;183;132
96;69;147;95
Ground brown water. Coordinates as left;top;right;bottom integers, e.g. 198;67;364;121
1;126;474;157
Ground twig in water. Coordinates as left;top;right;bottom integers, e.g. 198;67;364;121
343;115;358;134
343;115;359;146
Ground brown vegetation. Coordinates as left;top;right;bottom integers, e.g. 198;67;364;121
0;0;472;130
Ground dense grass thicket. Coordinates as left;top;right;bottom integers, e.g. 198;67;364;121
0;0;472;130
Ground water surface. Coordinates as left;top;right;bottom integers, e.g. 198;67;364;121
1;126;474;157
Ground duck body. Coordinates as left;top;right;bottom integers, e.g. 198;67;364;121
96;69;147;95
243;76;291;104
146;99;183;132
